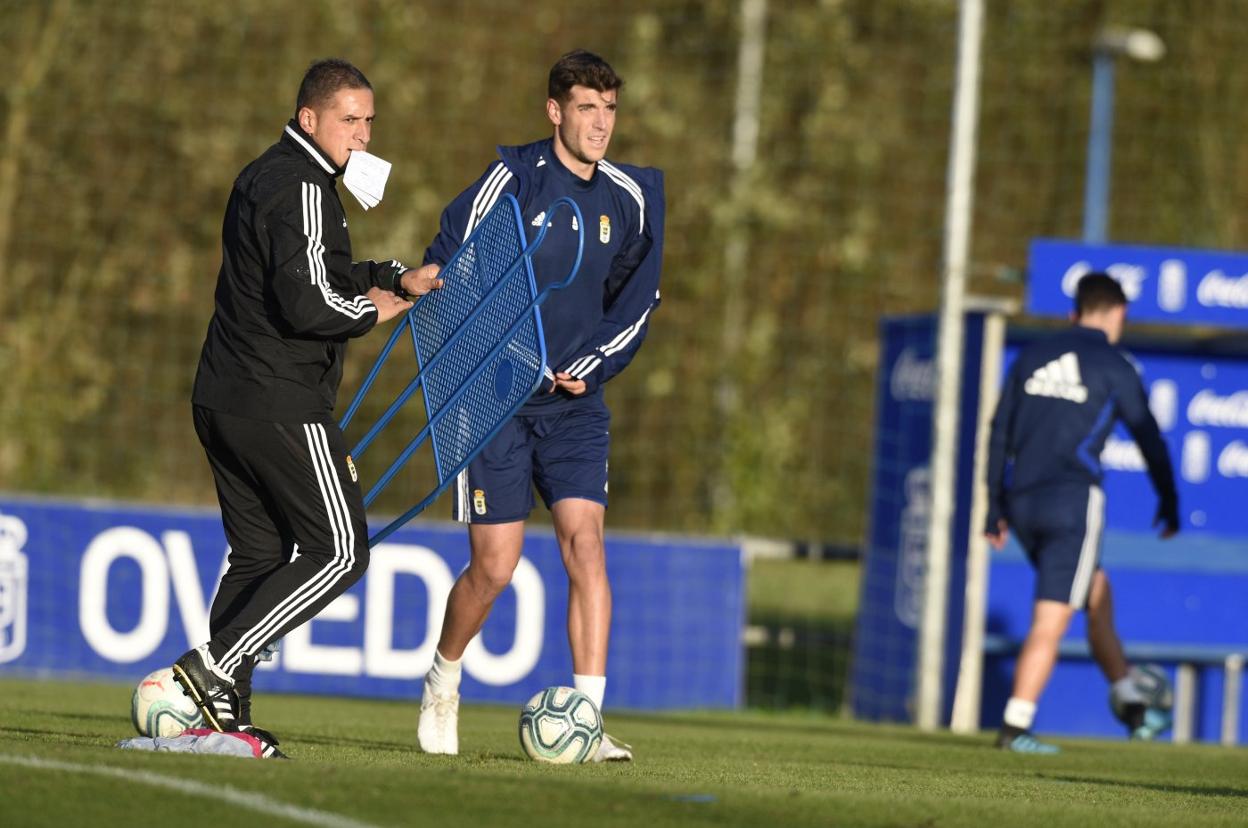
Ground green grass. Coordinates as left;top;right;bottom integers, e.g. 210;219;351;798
1;678;1245;827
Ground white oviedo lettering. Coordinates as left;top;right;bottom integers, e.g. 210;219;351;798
1100;434;1145;471
73;526;548;685
1186;389;1248;428
890;348;935;402
363;544;454;679
1196;270;1248;309
1217;440;1248;477
79;527;171;663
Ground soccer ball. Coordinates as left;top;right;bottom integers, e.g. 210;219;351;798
518;686;603;764
1110;663;1174;737
131;667;203;737
1131;663;1174;710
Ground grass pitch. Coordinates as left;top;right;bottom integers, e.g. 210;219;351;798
0;678;1245;827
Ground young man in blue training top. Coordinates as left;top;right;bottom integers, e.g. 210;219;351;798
415;50;664;761
984;273;1179;754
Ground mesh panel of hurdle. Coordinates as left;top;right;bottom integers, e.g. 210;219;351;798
340;193;584;547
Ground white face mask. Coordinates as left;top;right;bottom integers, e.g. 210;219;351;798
343;150;392;211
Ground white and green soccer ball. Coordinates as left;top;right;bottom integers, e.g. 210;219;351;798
1130;663;1174;711
131;667;203;737
1111;663;1174;720
518;686;603;764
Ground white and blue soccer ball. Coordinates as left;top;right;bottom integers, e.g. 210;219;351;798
518;686;603;764
131;667;203;737
1131;663;1174;711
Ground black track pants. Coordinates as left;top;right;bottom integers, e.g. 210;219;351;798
194;406;369;681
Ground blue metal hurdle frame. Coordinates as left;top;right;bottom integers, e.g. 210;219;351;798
340;194;585;546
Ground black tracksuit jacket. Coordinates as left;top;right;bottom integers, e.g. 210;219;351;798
193;120;406;424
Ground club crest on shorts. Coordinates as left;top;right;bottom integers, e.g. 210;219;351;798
345;455;358;482
599;214;611;244
473;489;487;515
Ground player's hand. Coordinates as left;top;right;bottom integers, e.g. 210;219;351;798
367;287;413;323
985;519;1009;551
1154;498;1179;539
549;371;587;396
400;263;443;297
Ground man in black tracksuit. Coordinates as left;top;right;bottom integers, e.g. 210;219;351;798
174;59;441;757
984;273;1179;753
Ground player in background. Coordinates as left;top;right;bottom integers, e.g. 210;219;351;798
415;50;664;762
984;273;1179;754
175;58;441;757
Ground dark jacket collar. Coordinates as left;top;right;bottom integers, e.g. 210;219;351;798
500;138;599;192
282;120;340;177
1071;325;1110;344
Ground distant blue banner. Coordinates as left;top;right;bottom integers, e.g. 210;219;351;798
852;314;983;723
1027;238;1248;329
0;496;744;710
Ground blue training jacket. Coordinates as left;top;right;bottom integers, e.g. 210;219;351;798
424;138;664;414
984;326;1178;533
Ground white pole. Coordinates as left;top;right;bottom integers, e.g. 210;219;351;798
712;0;768;521
1222;654;1243;747
950;307;1007;733
917;0;985;732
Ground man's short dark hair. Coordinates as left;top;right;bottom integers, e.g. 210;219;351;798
295;58;371;115
1075;272;1128;316
548;50;623;103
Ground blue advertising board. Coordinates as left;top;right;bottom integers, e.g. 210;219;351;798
852;314;983;723
981;336;1248;742
1027;238;1248;329
0;496;744;710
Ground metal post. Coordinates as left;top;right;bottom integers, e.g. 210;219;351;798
917;0;985;732
1174;663;1197;744
1081;28;1165;243
1082;51;1115;243
1222;654;1243;747
949;305;1010;734
712;0;767;523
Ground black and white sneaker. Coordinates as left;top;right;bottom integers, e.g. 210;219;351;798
240;725;289;760
172;644;239;732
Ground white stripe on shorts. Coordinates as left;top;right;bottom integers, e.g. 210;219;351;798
1068;485;1104;607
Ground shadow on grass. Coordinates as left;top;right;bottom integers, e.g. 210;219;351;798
0;725;111;743
1042;774;1248;800
23;710;122;726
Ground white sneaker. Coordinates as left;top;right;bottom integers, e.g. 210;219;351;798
591;732;633;763
417;679;460;755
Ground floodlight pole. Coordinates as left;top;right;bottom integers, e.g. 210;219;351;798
1082;28;1165;243
1082;51;1115;243
917;0;984;732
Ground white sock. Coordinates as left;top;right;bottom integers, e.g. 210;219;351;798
1003;697;1037;730
427;650;462;695
1112;675;1145;705
574;674;606;711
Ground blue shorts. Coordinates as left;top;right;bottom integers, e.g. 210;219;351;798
1007;484;1105;608
452;401;610;523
